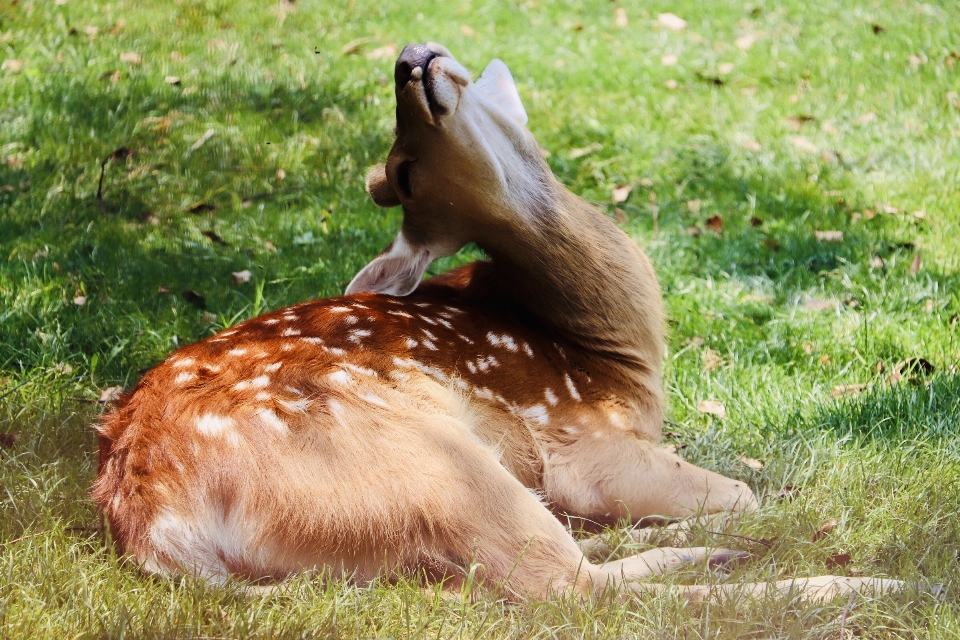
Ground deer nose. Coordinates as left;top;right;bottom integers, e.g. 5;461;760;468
395;43;445;89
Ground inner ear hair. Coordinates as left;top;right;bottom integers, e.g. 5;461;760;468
366;164;401;208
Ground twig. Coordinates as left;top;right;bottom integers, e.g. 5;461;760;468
704;530;774;548
839;592;857;638
3;531;46;546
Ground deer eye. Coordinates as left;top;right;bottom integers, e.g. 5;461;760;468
395;160;414;199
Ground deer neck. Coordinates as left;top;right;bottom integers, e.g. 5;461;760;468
477;183;665;401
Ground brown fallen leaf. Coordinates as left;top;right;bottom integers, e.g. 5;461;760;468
718;62;735;74
831;383;868;398
119;51;141;64
686;199;702;214
73;295;88;306
812;519;838;543
750;216;763;227
657;12;687;31
661;53;679;66
688;336;705;347
923;299;934;313
0;433;18;448
207;38;229;51
687;226;702;237
611;185;633;203
568;143;602;159
769;485;801;500
786;114;816;131
818;353;831;366
664;79;678;89
697;400;726;418
910;252;921;276
735;33;757;50
763;237;780;251
615;8;628;27
739;454;763;470
613;208;628;224
263;240;277;252
365;43;398;60
2;59;24;73
158;285;170;294
890;357;934;384
869;255;885;269
232;270;252;285
702;348;723;372
826;553;853;569
705;215;723;235
164;75;181;85
85;25;100;37
202;230;228;246
790;136;819;153
98;386;123;404
815;230;843;242
276;168;286;181
804;298;835;312
871;23;886;34
459;24;476;37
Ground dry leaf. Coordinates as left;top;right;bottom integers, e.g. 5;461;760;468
923;299;934;313
232;270;252;285
0;433;18;449
1;59;24;73
891;358;934;384
702;348;723;372
459;24;476;37
687;226;702;237
207;38;229;51
686;199;702;213
98;386;123;403
869;255;885;269
119;51;141;64
158;285;170;294
697;400;726;418
908;54;923;66
881;204;900;214
615;8;628;27
705;215;722;234
718;62;735;74
182;290;207;309
821;121;838;135
665;78;678;89
739;454;763;470
750;216;763;227
740;137;761;152
164;75;181;85
770;485;800;500
366;43;398;60
264;240;277;252
786;114;815;130
276;168;286;181
660;53;679;66
831;383;868;398
85;25;99;36
688;336;705;347
818;353;831;366
910;252;921;276
790;136;819;153
812;519;838;543
567;142;602;159
170;50;185;61
804;298;835;312
735;33;757;50
815;230;843;242
854;112;876;126
613;208;628;224
827;552;853;569
201;230;227;246
73;295;87;306
611;185;633;203
657;12;687;31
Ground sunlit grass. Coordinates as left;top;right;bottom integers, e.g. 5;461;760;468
1;0;959;636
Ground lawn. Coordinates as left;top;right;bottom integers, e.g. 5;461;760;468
2;0;959;636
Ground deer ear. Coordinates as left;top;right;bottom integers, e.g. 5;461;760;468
476;59;528;127
366;163;401;208
345;232;432;296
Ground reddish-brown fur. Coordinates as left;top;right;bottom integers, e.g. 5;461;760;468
93;42;906;602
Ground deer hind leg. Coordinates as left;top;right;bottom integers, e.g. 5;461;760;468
667;576;908;604
599;547;751;579
578;512;743;557
548;435;757;524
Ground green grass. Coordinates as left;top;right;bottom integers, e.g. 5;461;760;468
2;0;959;636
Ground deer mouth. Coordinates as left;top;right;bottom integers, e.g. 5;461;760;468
395;43;470;123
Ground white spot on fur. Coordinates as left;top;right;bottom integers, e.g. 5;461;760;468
282;327;301;336
278;398;313;413
422;339;438;350
344;315;359;325
473;387;495;401
234;380;252;391
326;347;346;356
264;362;282;372
329;306;351;313
221;329;238;336
359;392;388;408
608;411;625;428
419;315;438;325
175;372;196;385
393;356;448;382
422;328;438;340
343;363;377;377
256;408;289;435
255;352;268;359
544;388;558;406
435;317;454;330
327;399;345;420
564;373;581;401
455;379;469;390
564;426;580;436
172;357;196;368
444;305;464;314
353;303;370;310
282;314;298;321
521;405;550;425
405;338;418;349
387;310;413;319
486;332;501;347
476;355;499;372
389;370;410;381
228;348;247;356
255;391;271;401
414;302;432;308
263;318;279;325
522;342;534;357
348;329;372;343
251;375;270;388
282;343;294;351
301;336;324;345
466;360;478;374
195;414;234;436
329;370;352;385
201;363;222;373
285;386;303;395
458;333;475;344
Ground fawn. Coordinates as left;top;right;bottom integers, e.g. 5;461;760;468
93;42;905;602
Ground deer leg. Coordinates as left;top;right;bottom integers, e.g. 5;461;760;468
548;435;757;523
599;546;751;579
578;512;743;557
666;576;908;604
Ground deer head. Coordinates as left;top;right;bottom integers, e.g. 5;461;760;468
347;43;552;296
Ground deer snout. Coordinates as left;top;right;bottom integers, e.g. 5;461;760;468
395;42;450;89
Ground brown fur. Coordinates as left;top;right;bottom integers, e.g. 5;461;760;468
92;43;905;602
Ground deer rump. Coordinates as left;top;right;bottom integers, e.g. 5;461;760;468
92;43;907;603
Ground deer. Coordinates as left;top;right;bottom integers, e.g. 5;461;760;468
92;42;908;603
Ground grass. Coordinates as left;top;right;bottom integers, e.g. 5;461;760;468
1;0;959;636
